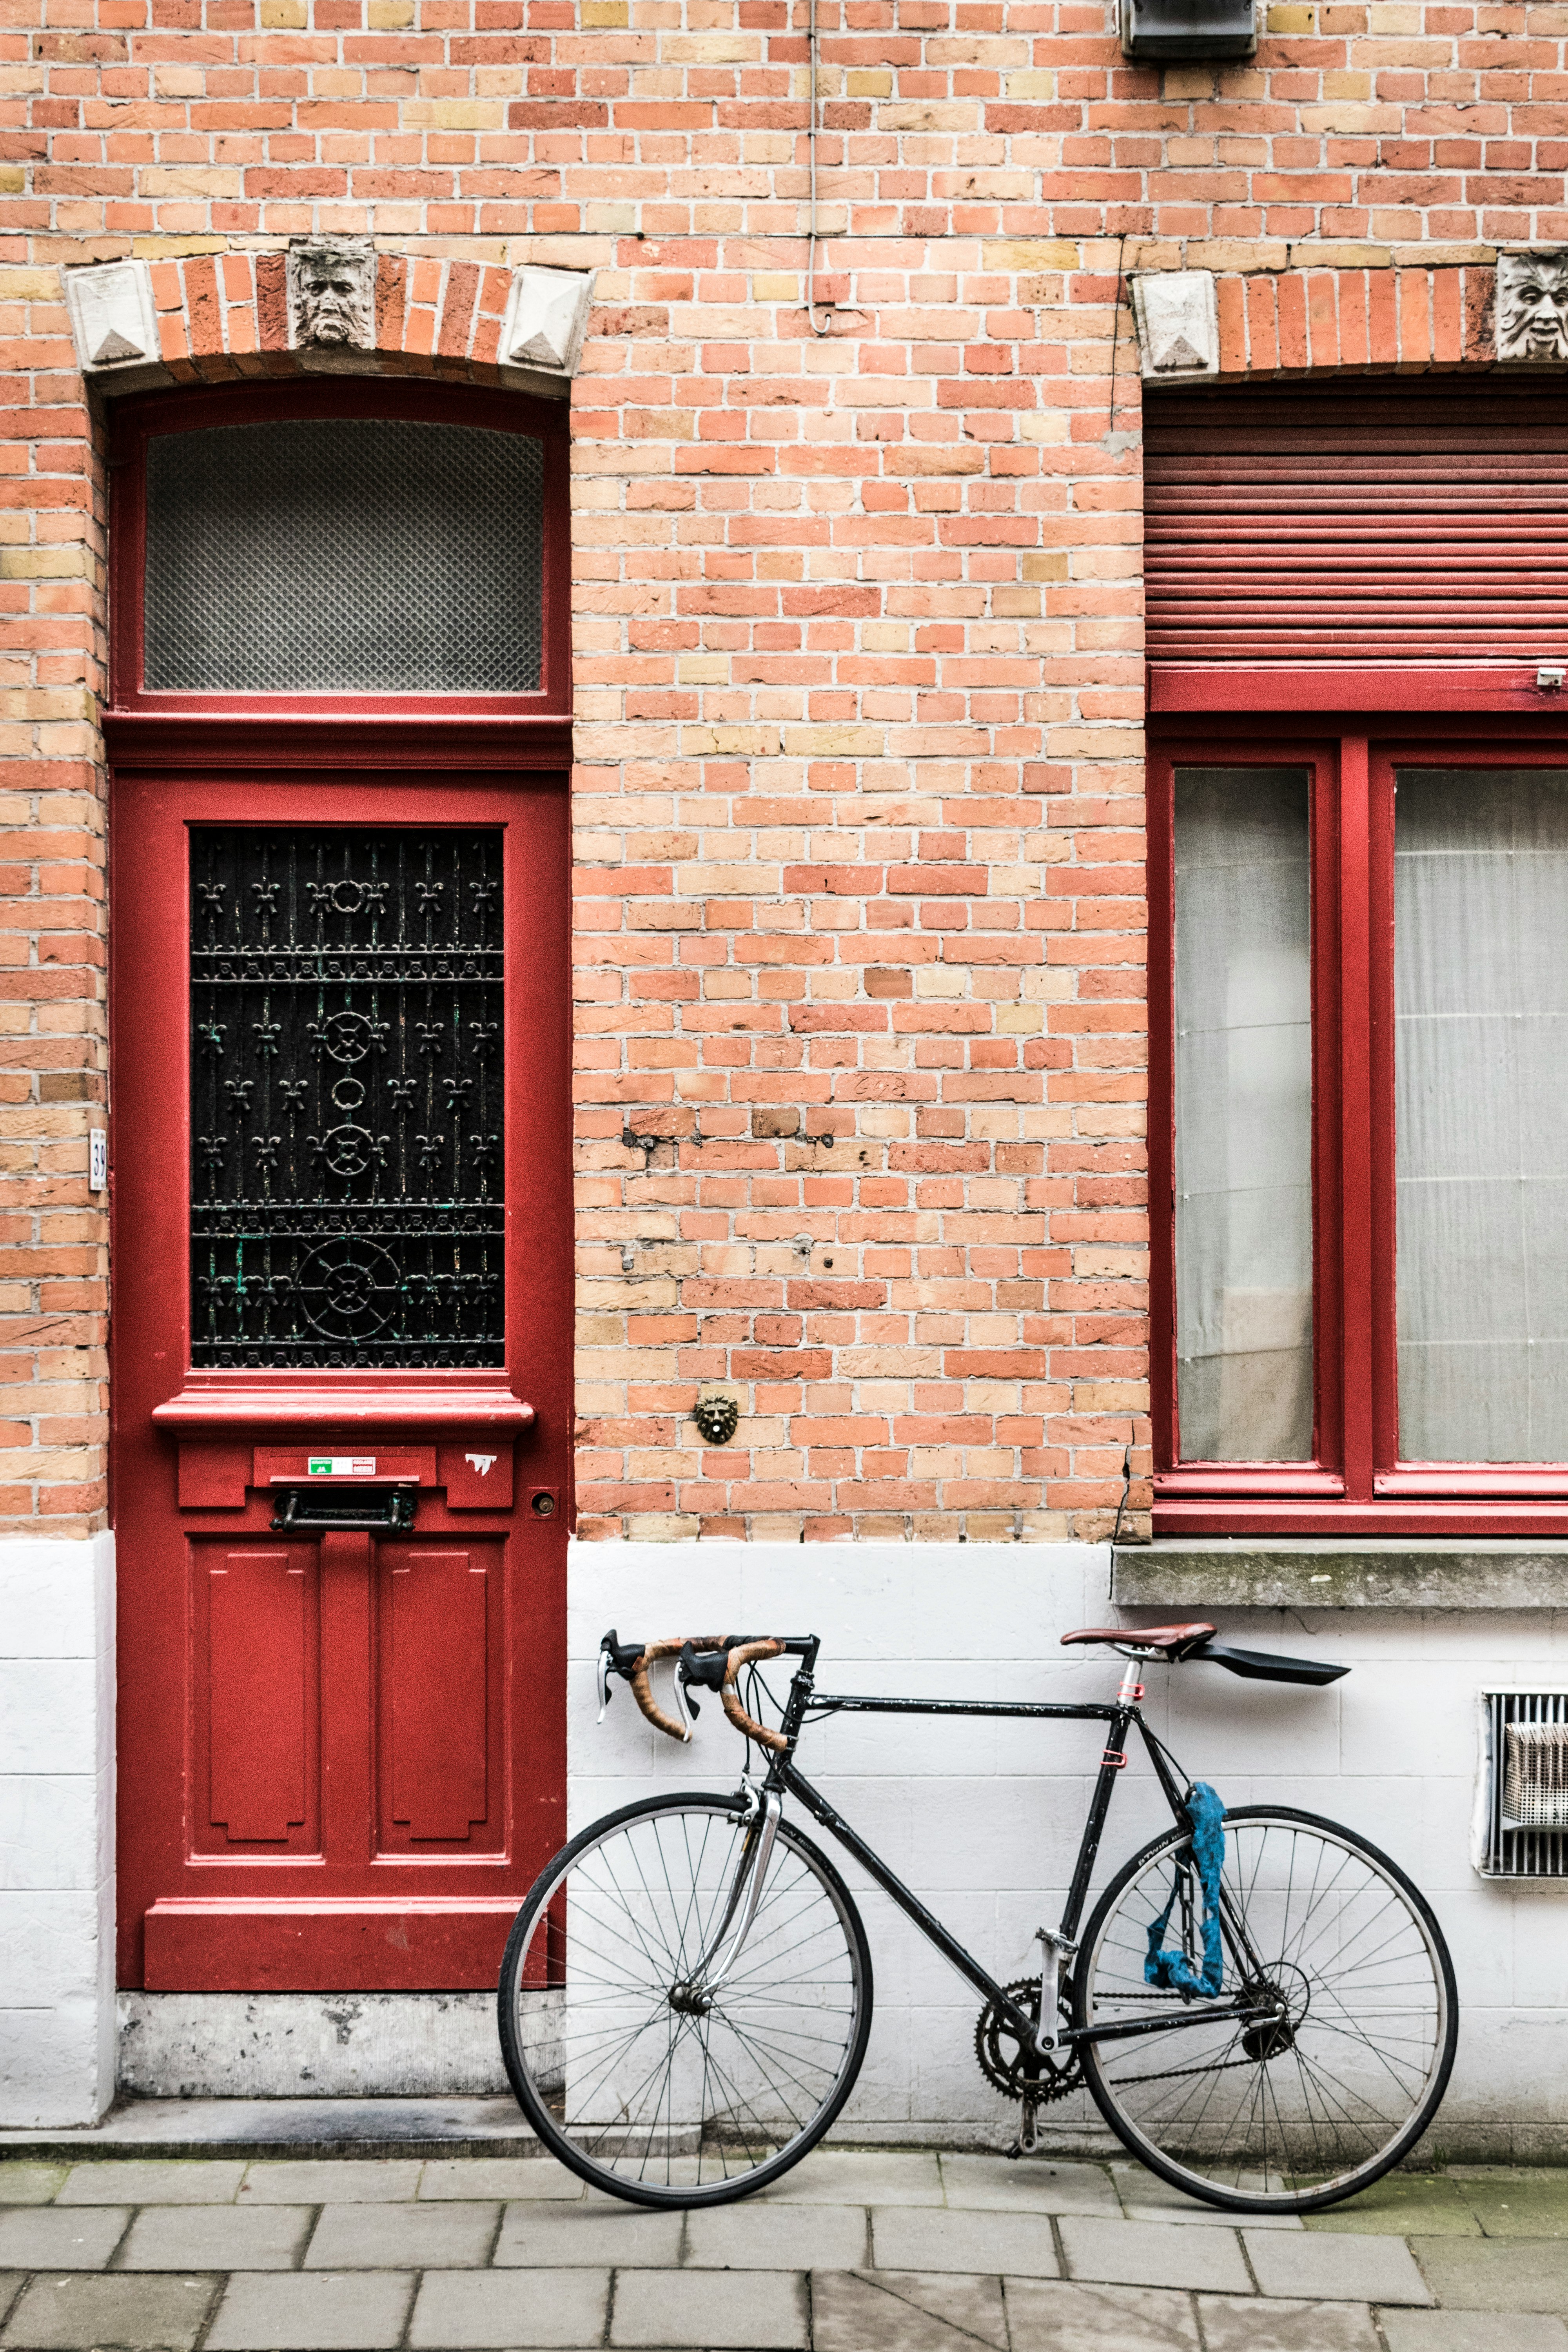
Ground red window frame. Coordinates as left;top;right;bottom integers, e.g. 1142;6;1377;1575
1151;714;1568;1538
109;377;571;720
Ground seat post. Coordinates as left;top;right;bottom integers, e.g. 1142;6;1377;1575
1116;1657;1146;1707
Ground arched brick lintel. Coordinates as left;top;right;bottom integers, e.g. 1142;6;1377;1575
1205;263;1494;380
148;248;533;388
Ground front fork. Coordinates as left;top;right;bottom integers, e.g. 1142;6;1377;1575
671;1778;782;2008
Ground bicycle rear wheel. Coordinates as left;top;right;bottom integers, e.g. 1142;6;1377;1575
1073;1805;1457;2213
497;1791;873;2208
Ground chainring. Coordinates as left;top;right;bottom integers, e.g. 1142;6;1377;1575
974;1976;1082;2103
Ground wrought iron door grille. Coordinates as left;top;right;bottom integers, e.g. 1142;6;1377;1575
190;828;505;1369
1480;1690;1568;1876
145;420;544;695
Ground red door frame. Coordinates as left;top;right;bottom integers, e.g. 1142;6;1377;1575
1150;710;1568;1537
106;378;574;1991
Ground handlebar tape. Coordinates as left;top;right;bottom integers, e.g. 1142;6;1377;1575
628;1635;724;1742
621;1634;788;1750
720;1639;788;1752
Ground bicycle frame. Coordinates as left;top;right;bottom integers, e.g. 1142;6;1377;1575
744;1638;1276;2062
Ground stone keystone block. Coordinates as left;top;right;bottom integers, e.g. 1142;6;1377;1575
64;261;160;377
1132;271;1220;383
501;267;597;378
1497;249;1568;365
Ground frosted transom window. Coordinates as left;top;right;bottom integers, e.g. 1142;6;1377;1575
144;419;545;696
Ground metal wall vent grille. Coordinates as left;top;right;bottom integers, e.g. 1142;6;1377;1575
1480;1691;1568;1876
145;419;544;696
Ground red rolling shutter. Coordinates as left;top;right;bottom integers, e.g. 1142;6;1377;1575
1144;382;1568;681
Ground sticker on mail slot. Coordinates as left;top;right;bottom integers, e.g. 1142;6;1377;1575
307;1456;376;1477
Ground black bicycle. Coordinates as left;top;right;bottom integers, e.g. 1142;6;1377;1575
497;1620;1457;2215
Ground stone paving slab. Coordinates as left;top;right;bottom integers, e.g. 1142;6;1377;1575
870;2205;1060;2277
238;2161;424;2205
686;2202;867;2272
419;2157;583;2201
938;2156;1120;2216
1410;2237;1568;2313
1059;2214;1251;2294
305;2200;499;2269
0;2210;128;2271
116;2204;314;2272
408;2267;610;2348
608;2267;808;2348
1107;2166;1304;2230
753;2151;944;2207
56;2162;246;2207
493;2202;682;2268
1304;2177;1483;2237
205;2270;415;2350
1245;2226;1434;2305
0;2180;60;2212
0;2285;16;2330
1455;2174;1568;2239
1003;2275;1202;2350
1198;2291;1382;2348
811;2269;1009;2350
0;2273;216;2350
1383;2316;1568;2350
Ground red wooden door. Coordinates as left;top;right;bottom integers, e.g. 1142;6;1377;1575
110;766;570;1991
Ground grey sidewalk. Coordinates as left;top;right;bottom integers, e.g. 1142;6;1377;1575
1;2146;1561;2350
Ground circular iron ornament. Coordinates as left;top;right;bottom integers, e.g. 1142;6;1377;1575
331;1076;366;1111
319;1123;379;1178
693;1396;740;1446
317;1011;377;1064
295;1238;401;1338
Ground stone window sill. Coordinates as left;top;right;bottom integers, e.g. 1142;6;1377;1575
1111;1540;1568;1611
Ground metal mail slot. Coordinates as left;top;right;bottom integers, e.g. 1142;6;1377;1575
270;1485;418;1535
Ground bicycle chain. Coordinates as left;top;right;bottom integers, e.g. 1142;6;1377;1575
973;1977;1083;2104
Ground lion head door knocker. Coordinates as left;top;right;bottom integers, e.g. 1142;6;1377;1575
1497;250;1568;365
694;1395;740;1446
288;236;375;351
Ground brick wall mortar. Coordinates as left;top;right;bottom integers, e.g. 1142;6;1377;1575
2;0;1558;1540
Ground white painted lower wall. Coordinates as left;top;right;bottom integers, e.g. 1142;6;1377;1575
0;1532;115;2127
569;1539;1568;2160
7;1526;1561;2151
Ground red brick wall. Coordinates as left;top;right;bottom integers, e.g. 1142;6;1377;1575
1;0;1548;1540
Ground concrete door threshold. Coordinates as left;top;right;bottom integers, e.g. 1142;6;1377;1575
0;2095;541;2163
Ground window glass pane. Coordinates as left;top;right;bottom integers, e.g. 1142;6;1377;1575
145;419;544;695
1174;768;1314;1461
1396;768;1568;1460
190;829;505;1369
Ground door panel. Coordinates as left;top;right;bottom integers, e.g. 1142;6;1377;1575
113;769;570;1992
380;1544;494;1848
199;1545;316;1848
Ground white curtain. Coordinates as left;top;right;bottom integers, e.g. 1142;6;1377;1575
1175;769;1314;1461
1396;769;1568;1462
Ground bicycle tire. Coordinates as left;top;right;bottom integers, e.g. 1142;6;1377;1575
497;1790;874;2209
1072;1804;1458;2213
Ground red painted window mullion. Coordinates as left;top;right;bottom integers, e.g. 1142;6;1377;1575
1338;734;1376;1502
1367;750;1399;1477
1146;749;1177;1469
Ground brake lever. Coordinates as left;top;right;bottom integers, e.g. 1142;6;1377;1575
597;1628;648;1724
676;1640;702;1736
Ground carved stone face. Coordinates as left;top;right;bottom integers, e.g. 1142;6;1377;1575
1498;250;1568;364
289;240;373;349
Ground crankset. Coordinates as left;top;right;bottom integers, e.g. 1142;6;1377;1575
973;1976;1082;2106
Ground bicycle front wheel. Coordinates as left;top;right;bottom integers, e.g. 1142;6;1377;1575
497;1792;873;2208
1074;1804;1457;2213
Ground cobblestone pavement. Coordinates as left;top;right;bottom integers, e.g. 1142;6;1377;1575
1;2148;1564;2350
